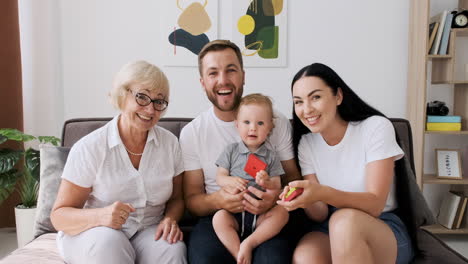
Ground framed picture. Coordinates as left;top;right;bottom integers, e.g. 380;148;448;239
435;149;463;179
229;0;288;67
160;0;219;66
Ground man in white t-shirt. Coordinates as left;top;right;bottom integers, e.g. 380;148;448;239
179;40;301;264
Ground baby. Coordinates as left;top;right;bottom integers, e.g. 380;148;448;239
213;93;289;264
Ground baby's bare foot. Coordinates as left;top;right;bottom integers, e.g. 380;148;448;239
237;240;254;264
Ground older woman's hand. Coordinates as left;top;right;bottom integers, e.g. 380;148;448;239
100;201;135;229
277;180;322;211
155;217;183;244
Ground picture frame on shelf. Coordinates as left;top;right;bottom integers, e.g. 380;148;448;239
435;149;463;179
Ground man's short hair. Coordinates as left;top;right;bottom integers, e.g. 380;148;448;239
198;39;243;76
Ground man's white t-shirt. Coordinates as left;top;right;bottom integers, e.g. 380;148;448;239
179;106;294;194
298;116;403;212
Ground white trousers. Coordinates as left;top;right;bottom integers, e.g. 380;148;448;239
57;225;187;264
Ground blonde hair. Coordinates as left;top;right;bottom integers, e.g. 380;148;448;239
237;93;275;121
109;60;169;110
198;39;243;76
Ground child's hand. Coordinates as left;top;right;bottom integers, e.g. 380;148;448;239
227;176;248;193
255;170;271;188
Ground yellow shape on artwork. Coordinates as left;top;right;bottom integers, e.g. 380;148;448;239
242;41;263;56
178;2;211;36
262;0;283;16
271;0;284;15
237;15;255;35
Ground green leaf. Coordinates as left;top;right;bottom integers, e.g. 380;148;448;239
0;134;7;144
18;168;38;208
0;149;23;174
0;170;21;205
25;148;40;182
0;129;35;142
38;136;61;146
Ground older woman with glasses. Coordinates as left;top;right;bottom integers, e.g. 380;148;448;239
51;61;187;264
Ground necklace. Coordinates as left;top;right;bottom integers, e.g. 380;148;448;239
123;145;143;156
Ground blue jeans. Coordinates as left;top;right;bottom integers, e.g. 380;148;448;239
188;211;303;264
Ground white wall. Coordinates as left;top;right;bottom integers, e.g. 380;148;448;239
19;0;409;138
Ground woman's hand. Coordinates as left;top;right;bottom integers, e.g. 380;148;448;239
155;217;183;244
100;201;135;229
277;180;322;211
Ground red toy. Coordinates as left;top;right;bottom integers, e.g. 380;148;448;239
244;154;267;178
284;187;304;201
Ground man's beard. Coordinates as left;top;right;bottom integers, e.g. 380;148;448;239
207;85;243;112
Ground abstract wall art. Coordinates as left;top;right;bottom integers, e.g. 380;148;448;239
231;0;287;67
161;0;218;66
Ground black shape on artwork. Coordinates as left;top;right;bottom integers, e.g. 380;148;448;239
245;0;275;50
168;29;209;55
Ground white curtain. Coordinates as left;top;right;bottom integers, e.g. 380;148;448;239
18;0;64;143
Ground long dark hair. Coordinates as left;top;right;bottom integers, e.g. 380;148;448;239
291;63;417;250
291;63;385;160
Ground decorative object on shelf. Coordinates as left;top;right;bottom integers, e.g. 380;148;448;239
451;9;468;28
426;100;449;116
435;149;463;179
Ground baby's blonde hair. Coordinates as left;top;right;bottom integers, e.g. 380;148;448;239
237;93;275;121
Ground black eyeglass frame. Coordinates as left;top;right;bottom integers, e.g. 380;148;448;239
128;90;168;111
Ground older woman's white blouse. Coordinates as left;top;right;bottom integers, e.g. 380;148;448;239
61;116;184;238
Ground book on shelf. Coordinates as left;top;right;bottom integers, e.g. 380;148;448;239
426;122;462;131
428;22;440;54
427;115;461;123
429;10;448;55
438;12;454;55
454;195;467;229
437;191;467;229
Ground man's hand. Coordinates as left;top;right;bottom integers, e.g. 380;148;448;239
242;186;280;215
218;187;246;214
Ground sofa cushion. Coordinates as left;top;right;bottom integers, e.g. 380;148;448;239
34;146;70;238
0;233;63;263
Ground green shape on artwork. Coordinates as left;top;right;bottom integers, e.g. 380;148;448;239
257;25;275;49
258;26;279;59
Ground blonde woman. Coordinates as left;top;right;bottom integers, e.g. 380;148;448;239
51;61;186;264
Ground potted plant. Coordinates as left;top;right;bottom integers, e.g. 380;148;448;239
0;128;60;247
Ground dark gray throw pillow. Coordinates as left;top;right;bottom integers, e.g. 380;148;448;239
33;146;70;238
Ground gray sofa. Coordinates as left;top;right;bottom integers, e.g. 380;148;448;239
1;117;467;263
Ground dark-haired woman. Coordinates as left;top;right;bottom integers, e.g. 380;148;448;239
277;63;413;264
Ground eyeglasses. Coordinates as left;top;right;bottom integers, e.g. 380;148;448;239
129;90;168;111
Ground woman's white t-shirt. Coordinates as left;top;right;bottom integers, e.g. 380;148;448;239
298;116;403;212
